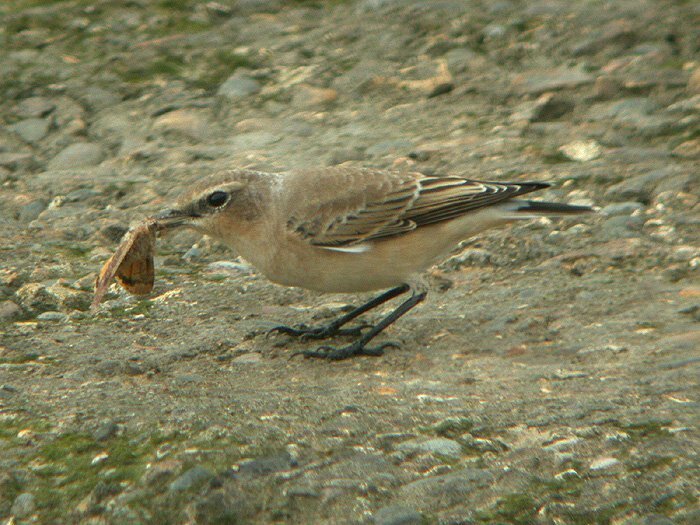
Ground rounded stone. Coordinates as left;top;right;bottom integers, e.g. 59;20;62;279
217;69;261;99
16;97;55;118
18;199;48;222
11;492;36;518
601;202;644;216
10;118;50;143
0;300;23;321
169;466;213;492
37;311;68;322
373;504;424;525
397;437;462;459
48;143;104;169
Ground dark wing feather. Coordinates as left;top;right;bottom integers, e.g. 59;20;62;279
402;177;548;228
289;168;548;247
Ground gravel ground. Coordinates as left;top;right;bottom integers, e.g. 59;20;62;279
1;1;698;524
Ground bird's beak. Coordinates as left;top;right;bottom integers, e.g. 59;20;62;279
151;208;192;232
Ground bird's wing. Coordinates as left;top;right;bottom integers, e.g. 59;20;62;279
286;167;547;247
400;176;548;228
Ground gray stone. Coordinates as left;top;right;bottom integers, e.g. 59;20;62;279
0;301;23;321
667;95;700;113
638;515;677;525
142;459;183;485
18;199;47;222
444;48;481;74
64;188;100;202
48;143;104;169
459;434;505;453
601;202;644;216
398;469;494;509
10;118;49;143
328;147;367;165
589;457;621;471
397;437;462;459
443;248;492;269
542;437;582;452
45;283;91;311
373;504;424;525
600;215;644;239
80;87;122;110
235;0;284;13
11;492;36;518
603;97;660;119
37;311;67;322
571;21;636;56
231;353;262;364
169;466;213;492
15;96;55;118
483;23;507;39
366;139;413;157
605;168;676;203
332;60;390;96
558;140;602;162
206;260;254;275
152;109;211;141
173;374;205;386
217;69;261;99
228;131;280;150
94;360;122;376
0;152;36;172
15;283;60;312
91;112;139;150
183;245;202;261
194;489;254;524
291;84;338;108
94;421;119;441
237;452;293;477
515;67;594;95
510;93;574;123
593;76;624;100
596;98;680;137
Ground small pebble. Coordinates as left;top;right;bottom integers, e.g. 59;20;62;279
217;69;261;99
0;300;23;321
590;457;621;471
91;452;109;465
396;437;462;459
48;142;104;169
373;504;424;525
601;202;644;216
558;139;602;162
36;311;68;322
10;118;50;143
11;492;36;518
169;466;213;492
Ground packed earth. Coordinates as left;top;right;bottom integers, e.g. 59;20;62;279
1;1;699;523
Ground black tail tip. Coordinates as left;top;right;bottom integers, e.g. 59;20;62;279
518;200;595;214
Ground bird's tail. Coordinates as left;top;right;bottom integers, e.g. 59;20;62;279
501;199;595;219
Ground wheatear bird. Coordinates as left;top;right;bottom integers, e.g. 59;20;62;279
154;166;592;360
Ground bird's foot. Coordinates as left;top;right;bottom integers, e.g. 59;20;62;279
268;322;370;341
292;340;400;361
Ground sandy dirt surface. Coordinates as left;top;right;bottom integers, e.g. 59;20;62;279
1;1;698;523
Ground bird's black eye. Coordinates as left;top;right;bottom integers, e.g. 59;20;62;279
206;191;229;208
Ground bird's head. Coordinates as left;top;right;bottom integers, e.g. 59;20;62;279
152;169;270;240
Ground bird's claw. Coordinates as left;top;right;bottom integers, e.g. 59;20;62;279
291;340;400;361
269;322;371;341
267;324;310;338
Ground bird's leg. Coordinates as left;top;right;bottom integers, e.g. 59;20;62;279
296;289;427;360
270;284;410;340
